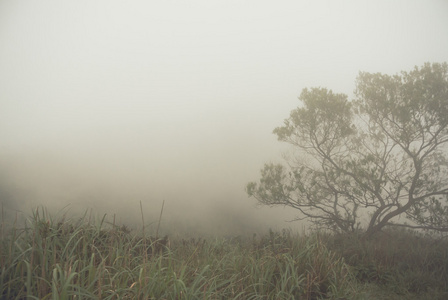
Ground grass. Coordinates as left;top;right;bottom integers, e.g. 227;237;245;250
324;229;448;299
1;207;447;299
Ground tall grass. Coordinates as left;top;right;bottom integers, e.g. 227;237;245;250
325;229;448;299
1;207;447;299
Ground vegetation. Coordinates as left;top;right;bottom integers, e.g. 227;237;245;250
247;62;448;238
1;208;447;299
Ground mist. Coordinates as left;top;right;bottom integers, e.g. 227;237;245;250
1;0;448;236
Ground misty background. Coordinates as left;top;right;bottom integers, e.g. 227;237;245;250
1;0;448;236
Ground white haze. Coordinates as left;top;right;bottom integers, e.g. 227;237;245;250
1;0;448;236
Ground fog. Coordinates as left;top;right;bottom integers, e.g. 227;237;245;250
1;0;448;236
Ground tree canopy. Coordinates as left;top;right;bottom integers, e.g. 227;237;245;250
247;62;448;238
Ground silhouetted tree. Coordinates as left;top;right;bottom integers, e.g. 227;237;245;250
247;62;448;238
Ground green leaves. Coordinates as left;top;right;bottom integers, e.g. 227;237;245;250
246;163;291;206
356;62;448;150
274;88;355;154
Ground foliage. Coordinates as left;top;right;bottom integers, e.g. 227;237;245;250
1;209;447;299
247;62;448;238
1;208;355;299
325;228;448;299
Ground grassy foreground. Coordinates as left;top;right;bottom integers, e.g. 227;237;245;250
1;208;447;299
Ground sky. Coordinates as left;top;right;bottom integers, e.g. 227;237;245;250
1;0;448;235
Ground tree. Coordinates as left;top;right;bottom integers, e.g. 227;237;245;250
246;62;448;238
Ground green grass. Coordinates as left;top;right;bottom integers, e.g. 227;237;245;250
1;208;447;299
